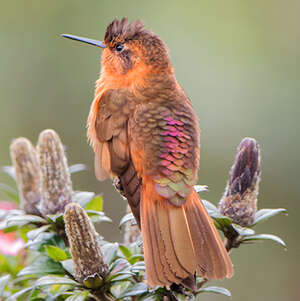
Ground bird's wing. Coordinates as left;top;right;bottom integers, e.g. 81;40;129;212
93;88;131;180
91;88;141;225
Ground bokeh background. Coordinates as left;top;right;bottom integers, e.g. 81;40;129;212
0;0;299;300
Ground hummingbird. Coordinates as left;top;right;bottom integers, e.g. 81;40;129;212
62;18;233;289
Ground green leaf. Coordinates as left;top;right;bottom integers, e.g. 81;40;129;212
0;274;10;297
65;291;89;301
85;195;103;212
6;286;34;300
108;271;135;282
61;259;74;276
47;213;64;225
194;185;208;192
86;210;112;223
200;286;231;297
128;254;144;265
18;256;64;276
27;225;51;240
83;274;103;288
73;191;95;208
110;258;130;275
131;261;146;273
119;213;134;228
119;245;132;260
242;234;286;247
253;208;287;225
6;214;46;227
110;281;131;299
232;224;255;236
45;245;68;261
35;275;78;287
102;243;119;265
69;164;86;174
201;199;219;215
119;282;148;298
25;232;55;250
214;215;232;230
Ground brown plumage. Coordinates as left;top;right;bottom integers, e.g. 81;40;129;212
63;18;233;289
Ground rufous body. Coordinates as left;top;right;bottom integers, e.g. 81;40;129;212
87;18;233;288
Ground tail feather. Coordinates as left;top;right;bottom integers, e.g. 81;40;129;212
141;186;233;288
186;191;234;279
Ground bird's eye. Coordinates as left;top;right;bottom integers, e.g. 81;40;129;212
115;44;124;52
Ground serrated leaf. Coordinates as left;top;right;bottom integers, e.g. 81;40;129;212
61;259;74;276
102;243;119;265
85;195;103;212
18;256;64;276
253;208;287;225
6;286;34;300
45;245;68;261
0;274;10;297
242;234;286;247
35;275;78;287
200;286;231;297
119;282;148;297
119;213;134;228
69;164;86;174
119;245;132;260
65;291;89;301
194;185;208;192
73;191;95;208
27;225;51;240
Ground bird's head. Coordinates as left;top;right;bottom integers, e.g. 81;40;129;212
62;18;173;84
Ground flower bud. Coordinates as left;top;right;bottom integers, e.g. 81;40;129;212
219;137;261;226
64;202;108;283
10;138;41;215
37;129;72;216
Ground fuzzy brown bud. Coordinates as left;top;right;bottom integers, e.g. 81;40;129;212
10;138;41;215
219;137;261;226
64;202;108;283
123;205;140;246
37;129;72;216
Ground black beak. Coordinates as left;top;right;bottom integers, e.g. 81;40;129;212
61;34;106;48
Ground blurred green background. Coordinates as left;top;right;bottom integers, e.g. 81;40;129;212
0;0;298;300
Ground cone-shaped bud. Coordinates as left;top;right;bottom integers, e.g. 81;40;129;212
10;138;41;215
64;202;108;284
37;129;72;215
123;204;140;246
219;137;261;226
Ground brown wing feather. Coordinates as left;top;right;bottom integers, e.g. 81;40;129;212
93;89;143;226
94;89;131;177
